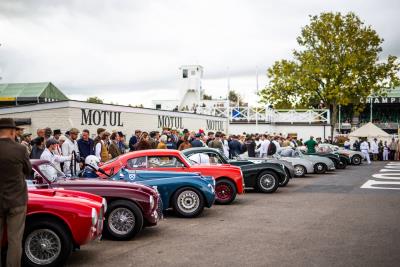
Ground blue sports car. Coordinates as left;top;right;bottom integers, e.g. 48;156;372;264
109;168;216;218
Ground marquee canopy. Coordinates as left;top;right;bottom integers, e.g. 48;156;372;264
348;122;391;139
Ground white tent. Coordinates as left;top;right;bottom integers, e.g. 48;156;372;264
348;122;391;140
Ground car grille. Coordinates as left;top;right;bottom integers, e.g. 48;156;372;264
157;196;164;220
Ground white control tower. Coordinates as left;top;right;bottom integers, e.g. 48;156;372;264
178;65;204;110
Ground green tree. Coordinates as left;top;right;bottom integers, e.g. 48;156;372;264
228;90;245;106
202;94;212;100
259;12;400;137
86;96;103;104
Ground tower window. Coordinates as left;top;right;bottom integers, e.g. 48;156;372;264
182;69;188;78
191;70;196;76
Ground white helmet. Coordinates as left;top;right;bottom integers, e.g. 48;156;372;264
85;155;100;170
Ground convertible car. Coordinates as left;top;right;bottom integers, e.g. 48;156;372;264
101;149;244;205
300;147;348;169
108;168;215;218
318;144;363;165
277;148;336;174
182;147;288;193
2;189;104;267
30;160;160;241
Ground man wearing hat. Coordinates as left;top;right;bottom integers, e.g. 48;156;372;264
21;132;32;155
15;126;24;143
0;118;31;267
62;128;81;175
41;138;71;171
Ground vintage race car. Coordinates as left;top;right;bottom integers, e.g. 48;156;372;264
278;148;336;174
318;144;363;165
182;147;288;193
101;149;244;205
30;160;160;241
299;146;346;169
109;168;215;218
271;153;315;177
2;188;104;267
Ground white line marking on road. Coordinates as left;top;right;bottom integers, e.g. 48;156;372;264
372;173;400;180
361;163;400;190
361;180;400;190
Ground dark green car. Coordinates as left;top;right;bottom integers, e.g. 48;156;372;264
301;150;349;169
182;147;291;194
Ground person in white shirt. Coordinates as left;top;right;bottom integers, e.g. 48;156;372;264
62;128;81;175
41;138;71;171
272;136;281;153
383;141;389;161
370;138;379;161
256;135;270;158
221;134;230;158
188;153;210;164
360;138;371;164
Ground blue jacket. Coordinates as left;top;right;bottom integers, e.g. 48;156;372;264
129;136;138;151
228;140;242;158
77;138;95;159
191;139;204;147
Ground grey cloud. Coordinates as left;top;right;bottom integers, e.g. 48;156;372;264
0;0;399;103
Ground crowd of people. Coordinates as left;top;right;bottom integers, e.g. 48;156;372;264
4;116;400;266
13;125;400;175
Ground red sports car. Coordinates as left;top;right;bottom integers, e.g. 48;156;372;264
30;160;160;241
2;188;105;267
101;149;244;204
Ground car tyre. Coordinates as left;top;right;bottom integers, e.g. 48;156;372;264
256;171;279;193
314;163;327;174
294;165;306;177
23;218;72;267
215;179;237;205
104;200;144;241
172;187;205;218
337;159;347;169
279;169;290;187
352;155;362;165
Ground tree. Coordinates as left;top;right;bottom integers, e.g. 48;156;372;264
86;96;103;104
202;94;212;100
228;90;245;106
259;12;400;137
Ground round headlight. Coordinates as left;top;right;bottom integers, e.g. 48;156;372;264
149;195;155;210
91;208;98;226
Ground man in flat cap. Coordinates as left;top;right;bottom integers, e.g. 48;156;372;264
21;132;32;155
62;127;81;175
0;118;31;266
41;138;71;171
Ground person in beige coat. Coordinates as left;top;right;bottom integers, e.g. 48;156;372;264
395;139;400;161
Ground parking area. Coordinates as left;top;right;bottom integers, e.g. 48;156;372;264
66;162;400;267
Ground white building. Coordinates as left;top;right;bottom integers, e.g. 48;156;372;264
0;100;228;137
152;65;228;112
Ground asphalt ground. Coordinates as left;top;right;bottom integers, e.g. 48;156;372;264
67;161;400;267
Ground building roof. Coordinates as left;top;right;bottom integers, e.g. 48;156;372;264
0;82;68;101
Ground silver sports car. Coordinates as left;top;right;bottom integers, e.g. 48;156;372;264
277;148;336;174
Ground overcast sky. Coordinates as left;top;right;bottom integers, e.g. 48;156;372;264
0;0;399;106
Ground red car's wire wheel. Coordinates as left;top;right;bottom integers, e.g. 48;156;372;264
215;182;233;201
